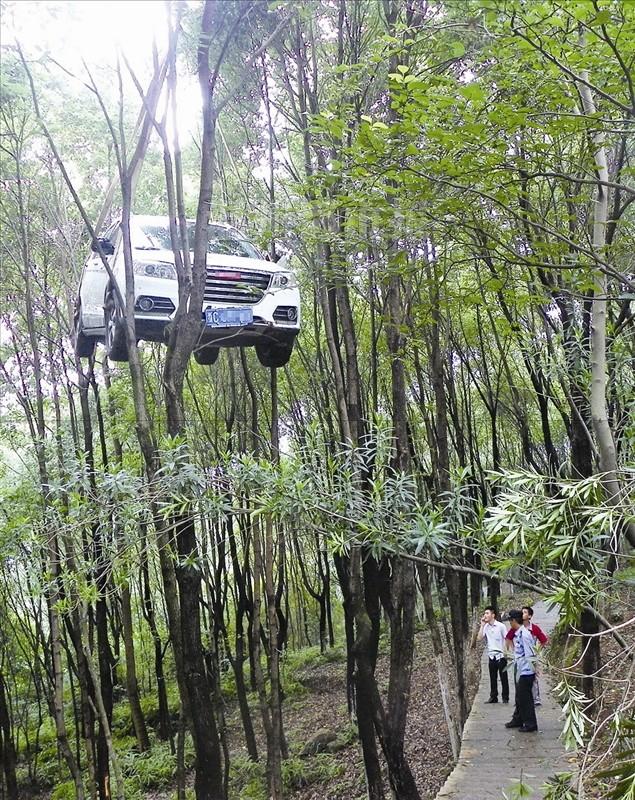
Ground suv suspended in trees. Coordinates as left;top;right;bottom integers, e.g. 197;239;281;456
73;215;300;368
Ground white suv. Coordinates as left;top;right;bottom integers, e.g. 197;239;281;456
73;215;300;367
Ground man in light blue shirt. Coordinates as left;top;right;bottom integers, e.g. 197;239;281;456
504;609;538;732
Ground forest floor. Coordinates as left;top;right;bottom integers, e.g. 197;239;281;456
21;604;633;800
220;624;482;800
18;622;479;800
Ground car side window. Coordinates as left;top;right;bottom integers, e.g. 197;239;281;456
103;223;119;246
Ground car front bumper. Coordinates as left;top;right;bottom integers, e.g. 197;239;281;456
133;282;301;346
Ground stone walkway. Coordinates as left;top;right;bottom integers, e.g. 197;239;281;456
435;602;573;800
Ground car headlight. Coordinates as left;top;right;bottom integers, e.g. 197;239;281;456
133;260;177;280
271;271;297;289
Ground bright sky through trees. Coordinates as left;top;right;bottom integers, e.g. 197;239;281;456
6;1;169;69
5;1;202;139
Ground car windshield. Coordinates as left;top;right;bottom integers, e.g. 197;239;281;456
134;222;261;259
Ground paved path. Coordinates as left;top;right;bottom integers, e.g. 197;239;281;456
436;602;572;800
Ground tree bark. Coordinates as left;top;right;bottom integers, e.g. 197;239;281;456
0;670;19;800
121;586;150;751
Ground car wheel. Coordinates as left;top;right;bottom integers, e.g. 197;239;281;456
193;346;220;366
104;290;128;362
73;305;96;359
74;327;96;359
255;340;294;368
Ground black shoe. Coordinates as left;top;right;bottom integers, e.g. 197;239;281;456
485;698;498;704
502;699;509;704
518;726;538;733
505;720;521;728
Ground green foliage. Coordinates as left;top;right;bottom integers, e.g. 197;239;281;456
279;670;309;700
32;740;66;787
51;781;78;800
503;773;534;799
121;740;195;795
282;643;345;674
2;2;634;798
483;470;632;619
596;717;635;799
228;756;267;800
282;754;344;791
542;772;578;800
226;753;344;798
554;680;593;750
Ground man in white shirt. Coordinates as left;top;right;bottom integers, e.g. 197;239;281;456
479;606;509;704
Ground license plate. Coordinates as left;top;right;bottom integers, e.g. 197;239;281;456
204;307;253;327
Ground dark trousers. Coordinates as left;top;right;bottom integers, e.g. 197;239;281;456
488;657;509;701
511;674;537;729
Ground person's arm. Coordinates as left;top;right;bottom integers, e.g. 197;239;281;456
532;624;548;646
522;627;537;663
496;623;507;656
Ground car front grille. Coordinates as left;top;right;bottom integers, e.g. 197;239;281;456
204;268;270;305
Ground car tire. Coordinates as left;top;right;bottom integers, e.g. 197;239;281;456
74;327;96;359
104;290;128;362
193;346;220;366
255;339;294;369
72;301;96;359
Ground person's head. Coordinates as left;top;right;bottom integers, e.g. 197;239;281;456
522;606;534;622
508;609;523;630
482;606;497;623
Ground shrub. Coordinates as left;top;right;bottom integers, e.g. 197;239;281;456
51;781;77;800
33;742;64;787
282;754;344;791
228;755;267;800
111;702;135;738
121;741;181;790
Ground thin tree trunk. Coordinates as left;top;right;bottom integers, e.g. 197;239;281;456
120;586;150;751
416;564;460;761
0;670;19;800
264;515;283;799
80;604;125;800
577;61;613;696
251;519;280;797
140;533;172;741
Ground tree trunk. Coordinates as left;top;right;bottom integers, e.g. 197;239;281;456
121;586;150;751
0;670;19;800
140;539;171;741
264;515;284;799
251;519;281;798
174;513;224;800
416;564;460;761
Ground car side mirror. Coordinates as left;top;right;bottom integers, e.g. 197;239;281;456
91;237;115;256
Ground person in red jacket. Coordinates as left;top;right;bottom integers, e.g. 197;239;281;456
505;606;548;704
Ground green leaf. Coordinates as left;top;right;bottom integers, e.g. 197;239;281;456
591;9;611;25
451;41;466;58
460;83;486;103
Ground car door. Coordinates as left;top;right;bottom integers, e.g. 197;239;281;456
79;223;118;331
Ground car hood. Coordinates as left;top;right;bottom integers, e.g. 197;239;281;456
134;249;280;272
